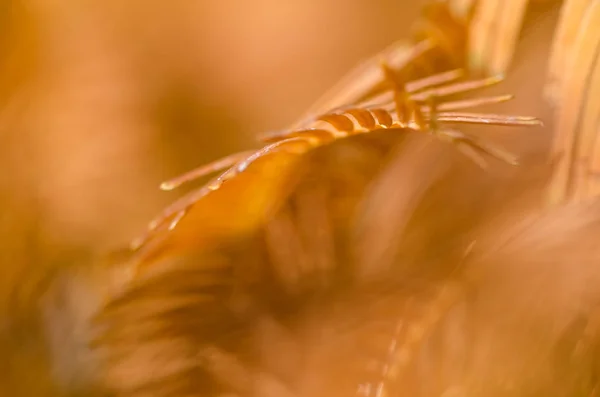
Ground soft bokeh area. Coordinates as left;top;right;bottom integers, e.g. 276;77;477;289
0;0;428;256
0;0;578;395
1;1;426;394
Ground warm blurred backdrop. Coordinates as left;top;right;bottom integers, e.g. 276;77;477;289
0;0;430;256
1;1;428;394
0;0;577;395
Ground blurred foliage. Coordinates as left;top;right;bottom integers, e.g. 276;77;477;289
0;0;599;396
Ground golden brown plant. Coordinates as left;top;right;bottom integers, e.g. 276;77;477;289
125;1;543;275
547;0;600;204
90;1;599;397
90;1;600;396
1;0;599;396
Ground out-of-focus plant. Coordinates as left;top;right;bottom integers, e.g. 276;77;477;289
1;0;599;396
